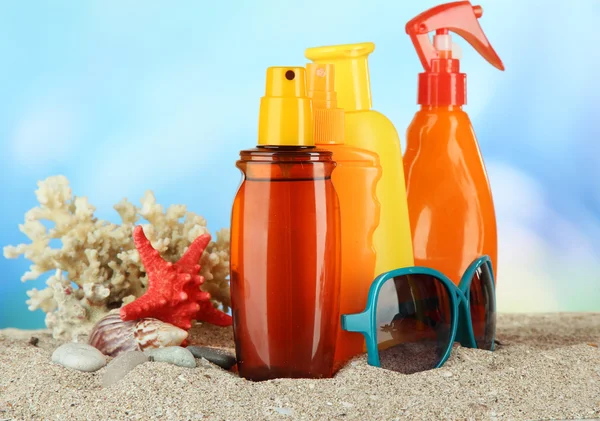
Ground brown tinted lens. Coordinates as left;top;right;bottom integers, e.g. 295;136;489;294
375;274;452;374
469;263;496;349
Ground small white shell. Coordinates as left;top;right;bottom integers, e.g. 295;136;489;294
88;310;188;357
134;318;188;350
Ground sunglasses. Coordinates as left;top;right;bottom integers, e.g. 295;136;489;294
341;255;496;374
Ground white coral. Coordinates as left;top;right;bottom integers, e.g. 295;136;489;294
4;175;231;340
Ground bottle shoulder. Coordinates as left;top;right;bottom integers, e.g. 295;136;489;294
345;109;401;142
410;108;471;125
319;144;380;165
347;109;396;125
407;109;474;139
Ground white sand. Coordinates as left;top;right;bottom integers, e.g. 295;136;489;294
1;313;599;420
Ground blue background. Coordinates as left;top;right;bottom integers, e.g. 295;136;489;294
1;0;599;329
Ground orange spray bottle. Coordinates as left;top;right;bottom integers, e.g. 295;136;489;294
306;63;382;366
403;1;504;285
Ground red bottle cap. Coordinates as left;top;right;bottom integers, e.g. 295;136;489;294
406;1;505;106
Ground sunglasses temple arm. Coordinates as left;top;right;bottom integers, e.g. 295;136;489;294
341;311;370;334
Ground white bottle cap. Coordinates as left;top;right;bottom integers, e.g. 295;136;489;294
433;34;452;52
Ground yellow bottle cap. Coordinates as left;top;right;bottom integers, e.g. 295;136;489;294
258;67;313;146
306;63;345;145
305;42;375;112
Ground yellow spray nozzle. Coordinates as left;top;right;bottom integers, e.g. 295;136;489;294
306;63;345;145
258;67;313;147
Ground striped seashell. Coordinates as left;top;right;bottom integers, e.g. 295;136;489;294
133;318;188;350
88;310;188;357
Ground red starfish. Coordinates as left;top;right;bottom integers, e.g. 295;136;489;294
120;225;232;330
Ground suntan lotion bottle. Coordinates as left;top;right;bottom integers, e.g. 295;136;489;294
230;66;341;381
306;63;382;367
404;1;505;285
305;43;414;278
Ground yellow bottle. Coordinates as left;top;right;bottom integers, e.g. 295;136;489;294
305;42;414;276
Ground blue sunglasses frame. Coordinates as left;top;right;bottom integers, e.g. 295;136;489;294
341;255;496;369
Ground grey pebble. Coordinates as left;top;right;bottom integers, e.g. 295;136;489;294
102;351;149;387
145;346;196;368
275;407;294;416
52;343;106;372
186;346;236;370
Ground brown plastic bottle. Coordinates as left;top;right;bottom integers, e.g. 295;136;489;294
230;67;341;381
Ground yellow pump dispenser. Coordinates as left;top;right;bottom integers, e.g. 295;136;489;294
258;67;313;146
305;43;414;276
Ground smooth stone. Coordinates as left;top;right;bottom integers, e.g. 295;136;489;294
275;407;294;416
102;351;149;387
145;346;196;368
186;346;236;370
51;342;106;372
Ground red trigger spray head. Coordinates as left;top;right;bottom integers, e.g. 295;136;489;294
405;1;504;106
